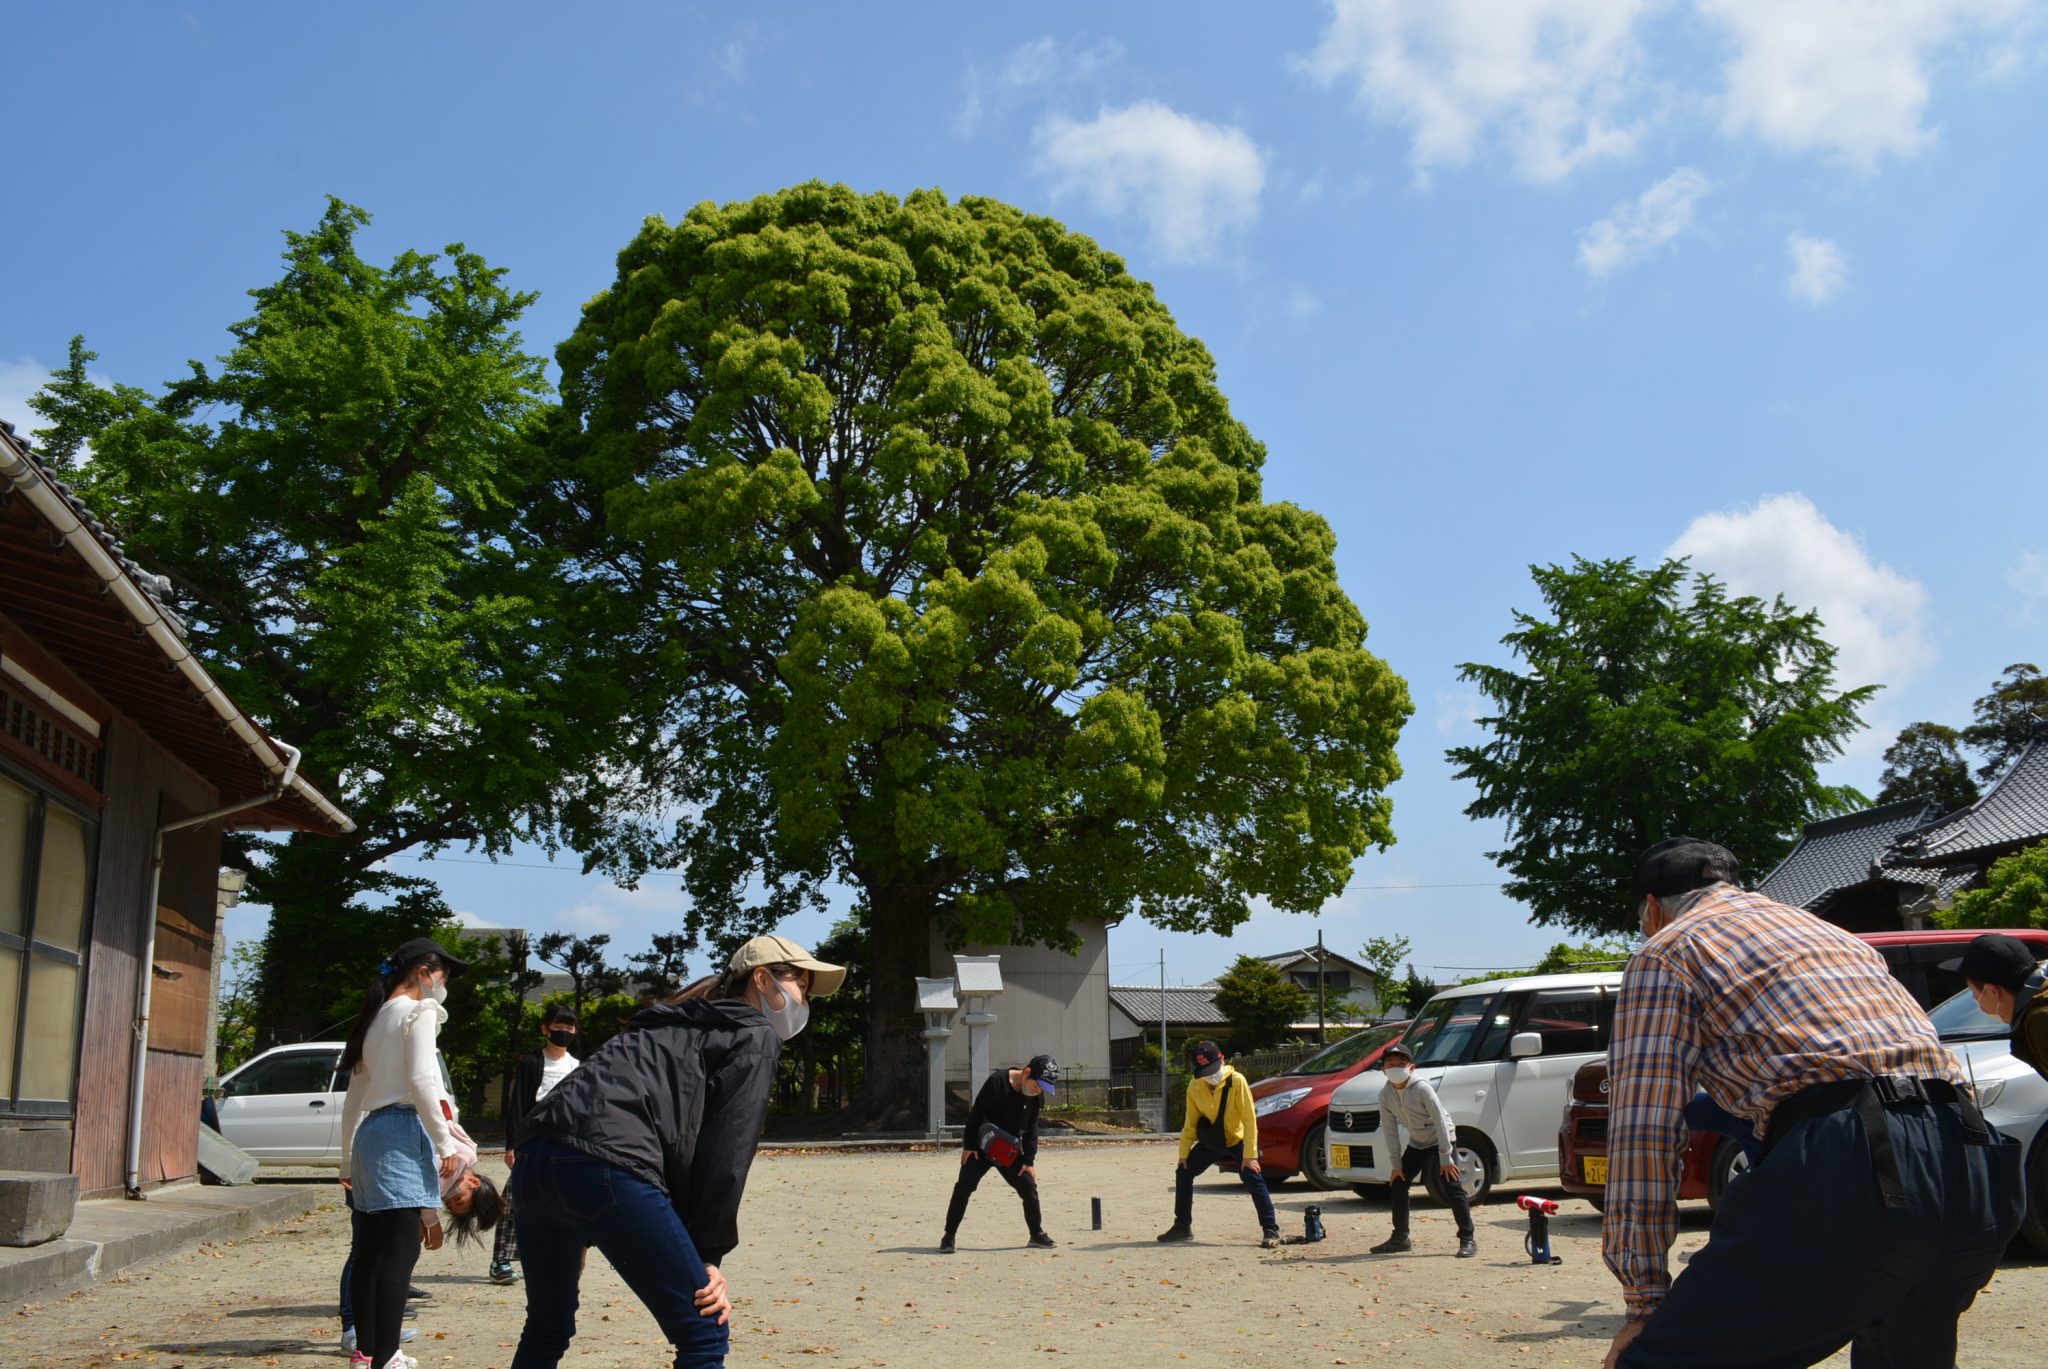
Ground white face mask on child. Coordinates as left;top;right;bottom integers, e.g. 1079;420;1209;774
1384;1066;1411;1085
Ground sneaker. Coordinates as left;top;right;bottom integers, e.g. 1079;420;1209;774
1155;1223;1194;1243
938;1234;956;1254
1370;1233;1412;1254
342;1330;415;1353
1259;1227;1283;1249
488;1261;519;1285
406;1286;430;1300
1028;1231;1056;1248
381;1354;417;1369
1457;1238;1478;1259
348;1356;372;1369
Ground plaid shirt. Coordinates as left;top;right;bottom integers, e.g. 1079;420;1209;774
1603;885;1958;1319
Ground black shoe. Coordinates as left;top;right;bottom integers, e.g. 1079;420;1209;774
1456;1238;1478;1259
1259;1227;1283;1249
1028;1231;1056;1248
938;1234;956;1254
1370;1233;1412;1254
1156;1223;1194;1243
407;1286;430;1300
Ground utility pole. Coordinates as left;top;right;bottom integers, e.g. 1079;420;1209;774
1316;929;1327;1047
1159;950;1169;1134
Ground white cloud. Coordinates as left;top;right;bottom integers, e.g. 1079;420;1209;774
1434;687;1487;737
1577;167;1712;277
956;36;1124;137
1785;232;1850;303
1667;492;1933;690
0;357;53;440
1032;102;1267;264
1700;0;2036;168
1297;0;1656;183
2009;549;2048;599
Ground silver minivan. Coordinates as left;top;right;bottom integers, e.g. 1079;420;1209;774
1324;971;1623;1203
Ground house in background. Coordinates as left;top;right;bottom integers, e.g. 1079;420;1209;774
1253;946;1383;1016
1;424;349;1240
1888;726;2048;894
1105;946;1381;1071
927;919;1111;1089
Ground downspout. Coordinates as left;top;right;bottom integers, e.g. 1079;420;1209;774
125;745;301;1198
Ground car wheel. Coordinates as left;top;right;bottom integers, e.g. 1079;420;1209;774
2021;1136;2048;1256
1300;1122;1342;1190
1423;1130;1495;1207
1707;1137;1750;1212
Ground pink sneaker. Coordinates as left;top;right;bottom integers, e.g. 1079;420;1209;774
348;1356;372;1368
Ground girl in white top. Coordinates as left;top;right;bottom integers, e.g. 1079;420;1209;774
337;938;466;1369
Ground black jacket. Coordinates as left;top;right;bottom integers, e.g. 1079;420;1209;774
506;1050;546;1148
523;999;780;1266
962;1070;1042;1165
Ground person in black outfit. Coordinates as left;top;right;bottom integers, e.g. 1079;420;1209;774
493;1004;581;1282
939;1054;1060;1254
507;933;843;1369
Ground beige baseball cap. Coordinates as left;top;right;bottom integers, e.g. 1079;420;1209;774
728;934;847;998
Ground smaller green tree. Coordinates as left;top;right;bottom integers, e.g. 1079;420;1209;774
1530;939;1635;973
1212;955;1311;1053
1357;934;1413;1015
628;932;696;999
1963;664;2048;782
1400;964;1435;1015
432;927;537;1119
213;942;264;1075
1937;842;2048;931
1876;722;1981;815
534;933;627;1025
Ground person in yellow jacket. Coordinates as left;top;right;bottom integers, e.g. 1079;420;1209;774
1156;1039;1282;1248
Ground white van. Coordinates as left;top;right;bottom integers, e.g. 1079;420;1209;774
1324;971;1622;1203
214;1041;456;1166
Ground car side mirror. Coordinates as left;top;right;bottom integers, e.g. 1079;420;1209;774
1509;1031;1542;1059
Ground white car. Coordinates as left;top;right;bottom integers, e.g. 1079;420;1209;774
214;1041;455;1166
1324;971;1623;1203
1927;987;2048;1252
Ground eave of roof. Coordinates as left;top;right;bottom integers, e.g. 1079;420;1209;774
1754;795;1943;911
1890;730;2048;869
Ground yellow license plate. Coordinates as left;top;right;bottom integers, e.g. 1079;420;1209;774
1330;1144;1352;1169
1582;1157;1608;1185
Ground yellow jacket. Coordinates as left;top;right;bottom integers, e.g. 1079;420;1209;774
1178;1065;1259;1162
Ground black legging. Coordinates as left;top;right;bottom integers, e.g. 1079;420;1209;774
351;1206;424;1366
944;1155;1043;1237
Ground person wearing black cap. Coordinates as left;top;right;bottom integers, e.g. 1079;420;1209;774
1600;838;2025;1369
1370;1040;1475;1258
938;1054;1060;1253
1157;1039;1281;1249
337;936;469;1369
1951;932;2048;1079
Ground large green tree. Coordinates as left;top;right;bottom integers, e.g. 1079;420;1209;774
547;183;1410;1120
1448;557;1872;936
1875;721;1980;815
1963;664;2047;782
30;199;616;1045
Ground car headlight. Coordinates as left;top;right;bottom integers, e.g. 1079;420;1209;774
1255;1087;1313;1117
1974;1079;2006;1110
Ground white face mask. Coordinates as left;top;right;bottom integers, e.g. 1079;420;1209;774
423;975;448;1005
759;974;809;1041
1384;1066;1411;1085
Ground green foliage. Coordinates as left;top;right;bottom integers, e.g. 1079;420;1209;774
1401;964;1435;1013
628;932;697;998
432;927;536;1118
213;942;264;1074
1357;933;1412;1014
29;199;615;1045
549;183;1411;1105
1448;557;1873;937
534;932;627;1024
1530;939;1635;974
1963;664;2048;783
1212;954;1311;1053
1938;842;2048;931
1876;722;1981;815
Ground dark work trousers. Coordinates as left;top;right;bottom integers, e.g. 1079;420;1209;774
944;1154;1044;1237
1174;1142;1279;1232
1619;1095;2025;1369
1388;1143;1476;1240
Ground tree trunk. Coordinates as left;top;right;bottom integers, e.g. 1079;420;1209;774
847;880;930;1130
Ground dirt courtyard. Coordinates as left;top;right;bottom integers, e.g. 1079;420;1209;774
10;1142;2046;1368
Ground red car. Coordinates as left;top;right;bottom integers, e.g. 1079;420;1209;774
1558;927;2048;1211
1248;1021;1408;1189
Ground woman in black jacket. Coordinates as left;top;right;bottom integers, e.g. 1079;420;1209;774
507;934;843;1369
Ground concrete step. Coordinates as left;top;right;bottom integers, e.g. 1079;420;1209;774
0;1181;327;1311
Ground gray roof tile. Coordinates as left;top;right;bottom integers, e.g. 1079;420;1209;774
1890;730;2048;868
1756;796;1945;911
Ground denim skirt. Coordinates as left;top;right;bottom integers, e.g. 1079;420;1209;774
352;1104;440;1212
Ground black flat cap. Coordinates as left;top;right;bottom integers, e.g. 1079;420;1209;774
385;936;467;975
1631;837;1741;898
1939;934;2041;993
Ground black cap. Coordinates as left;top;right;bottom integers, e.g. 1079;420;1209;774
1380;1040;1413;1063
1027;1054;1060;1097
384;937;467;976
1939;934;2041;993
1631;837;1741;898
1187;1039;1224;1074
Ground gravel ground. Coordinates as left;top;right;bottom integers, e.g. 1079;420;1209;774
10;1142;2046;1368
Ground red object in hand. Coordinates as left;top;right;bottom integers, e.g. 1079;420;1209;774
1516;1194;1560;1215
440;1099;454;1121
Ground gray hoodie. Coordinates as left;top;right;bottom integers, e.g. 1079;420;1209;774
1377;1072;1458;1167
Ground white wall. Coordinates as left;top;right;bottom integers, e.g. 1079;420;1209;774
926;920;1111;1088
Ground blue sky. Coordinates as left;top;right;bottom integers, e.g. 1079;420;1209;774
4;3;2045;992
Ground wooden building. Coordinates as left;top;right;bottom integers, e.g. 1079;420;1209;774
0;423;349;1225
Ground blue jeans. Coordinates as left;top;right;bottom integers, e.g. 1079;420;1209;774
1174;1143;1278;1232
508;1138;728;1369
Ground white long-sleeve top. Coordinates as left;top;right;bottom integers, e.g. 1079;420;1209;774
340;995;457;1178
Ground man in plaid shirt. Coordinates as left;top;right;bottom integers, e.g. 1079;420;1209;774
1602;838;2025;1369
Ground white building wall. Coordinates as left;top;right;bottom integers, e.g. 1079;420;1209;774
927;919;1111;1090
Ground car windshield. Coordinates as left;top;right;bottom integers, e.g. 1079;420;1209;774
1926;987;2012;1042
1282;1022;1405;1076
1402;991;1498;1067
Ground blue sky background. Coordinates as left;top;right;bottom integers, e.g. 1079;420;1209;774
4;2;2044;992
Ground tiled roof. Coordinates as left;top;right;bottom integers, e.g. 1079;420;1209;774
1108;985;1228;1027
1890;730;2048;869
1255;948;1378;980
1755;796;1945;911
